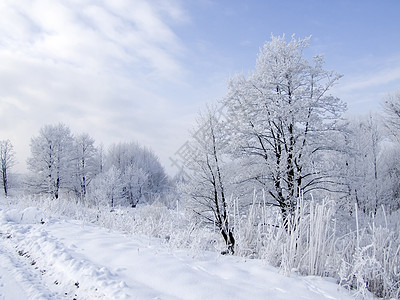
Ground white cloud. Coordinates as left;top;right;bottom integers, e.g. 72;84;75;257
335;61;400;93
330;55;400;113
0;0;192;174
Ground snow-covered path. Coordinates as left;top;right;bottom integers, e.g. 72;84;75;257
0;206;355;299
0;236;58;299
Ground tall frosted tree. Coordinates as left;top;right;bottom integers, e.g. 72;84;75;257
0;139;16;197
72;133;98;201
381;90;400;210
222;35;346;222
180;106;235;254
345;114;382;214
27;123;75;199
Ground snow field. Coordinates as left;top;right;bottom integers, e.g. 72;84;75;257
0;204;356;299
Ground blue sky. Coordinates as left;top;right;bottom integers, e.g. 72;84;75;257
0;0;399;174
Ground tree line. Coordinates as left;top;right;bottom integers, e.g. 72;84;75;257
1;123;170;207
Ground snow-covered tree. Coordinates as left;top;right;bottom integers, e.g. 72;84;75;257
27;123;75;199
96;143;105;174
104;142;169;207
89;165;123;208
345;114;382;214
180;107;235;254
121;164;148;207
382;89;400;140
343;107;400;214
222;35;346;222
0;139;16;197
72;133;98;202
379;146;400;211
379;90;400;211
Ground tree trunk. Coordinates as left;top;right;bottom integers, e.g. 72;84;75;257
55;177;60;199
221;228;235;255
2;169;7;197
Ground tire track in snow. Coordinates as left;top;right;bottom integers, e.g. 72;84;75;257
0;233;60;299
1;223;131;299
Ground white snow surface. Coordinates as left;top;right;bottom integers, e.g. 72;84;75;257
0;205;356;300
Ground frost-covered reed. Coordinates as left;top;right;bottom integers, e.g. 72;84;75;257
233;192;400;299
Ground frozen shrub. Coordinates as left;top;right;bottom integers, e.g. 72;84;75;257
338;207;400;299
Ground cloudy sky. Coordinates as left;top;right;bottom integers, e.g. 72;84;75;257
1;0;399;175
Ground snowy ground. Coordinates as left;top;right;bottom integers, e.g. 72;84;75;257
0;204;356;300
